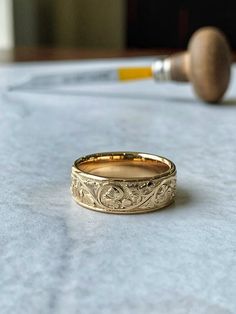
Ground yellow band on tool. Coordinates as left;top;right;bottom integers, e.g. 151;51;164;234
118;67;152;81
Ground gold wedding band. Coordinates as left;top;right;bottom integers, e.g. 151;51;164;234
71;152;176;214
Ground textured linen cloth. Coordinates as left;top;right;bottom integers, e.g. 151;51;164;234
0;58;236;314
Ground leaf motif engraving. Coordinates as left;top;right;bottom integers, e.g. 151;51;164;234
71;172;176;212
99;184;124;209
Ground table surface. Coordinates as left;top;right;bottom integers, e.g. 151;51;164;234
0;57;236;314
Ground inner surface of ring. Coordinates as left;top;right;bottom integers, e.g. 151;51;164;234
77;155;170;179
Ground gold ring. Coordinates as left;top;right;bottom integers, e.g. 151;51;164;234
71;152;177;214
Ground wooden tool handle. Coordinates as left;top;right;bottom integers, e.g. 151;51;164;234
169;27;231;103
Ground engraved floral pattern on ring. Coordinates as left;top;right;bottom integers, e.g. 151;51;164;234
99;184;124;209
71;171;176;213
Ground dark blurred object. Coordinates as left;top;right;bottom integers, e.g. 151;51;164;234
127;0;236;49
13;0;125;49
13;0;236;51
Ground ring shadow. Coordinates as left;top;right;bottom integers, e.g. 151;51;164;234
155;185;193;214
175;186;193;208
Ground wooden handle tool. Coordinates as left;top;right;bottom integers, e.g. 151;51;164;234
152;27;231;102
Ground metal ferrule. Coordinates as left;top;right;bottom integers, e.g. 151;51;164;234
152;58;171;81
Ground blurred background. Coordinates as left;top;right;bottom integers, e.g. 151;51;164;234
1;0;236;61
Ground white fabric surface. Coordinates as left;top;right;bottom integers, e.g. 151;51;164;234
0;58;236;314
